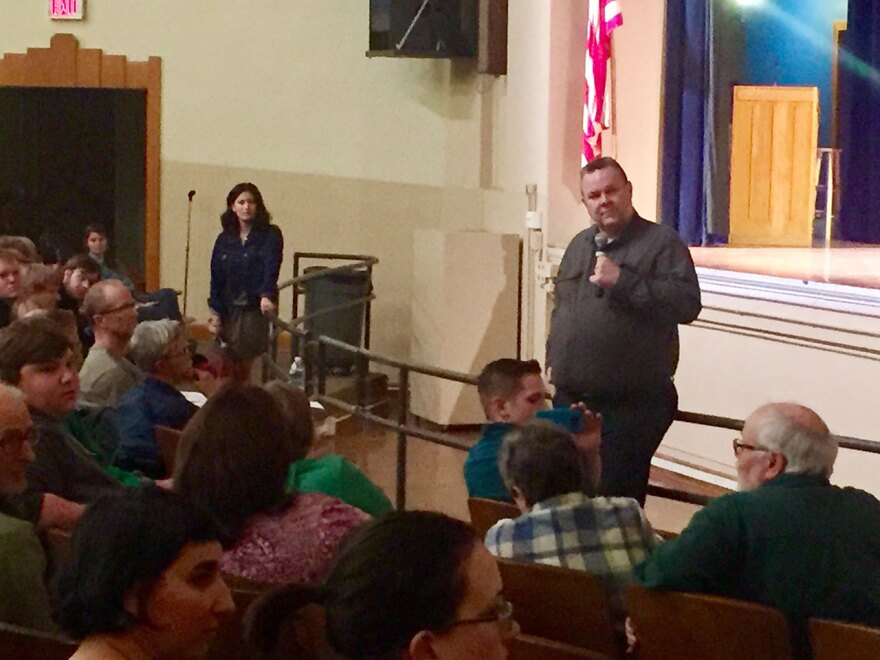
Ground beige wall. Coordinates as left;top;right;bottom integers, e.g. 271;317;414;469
0;1;665;361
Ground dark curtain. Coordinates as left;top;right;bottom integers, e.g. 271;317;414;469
660;0;710;245
838;0;880;243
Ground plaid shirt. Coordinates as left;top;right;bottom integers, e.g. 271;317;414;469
485;491;658;635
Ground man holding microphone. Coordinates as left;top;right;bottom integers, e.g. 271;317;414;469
547;157;701;505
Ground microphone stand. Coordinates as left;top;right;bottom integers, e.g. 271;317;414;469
183;190;196;316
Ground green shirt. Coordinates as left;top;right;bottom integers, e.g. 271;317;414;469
64;412;144;487
636;473;880;657
0;510;55;631
286;455;393;517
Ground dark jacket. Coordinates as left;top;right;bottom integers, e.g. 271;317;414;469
208;223;283;319
547;215;701;401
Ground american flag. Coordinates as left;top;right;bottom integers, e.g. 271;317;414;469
583;0;623;165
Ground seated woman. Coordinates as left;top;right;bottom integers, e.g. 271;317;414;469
54;487;235;659
174;385;369;585
12;263;61;318
246;511;519;659
264;380;393;517
84;223;182;322
114;320;202;478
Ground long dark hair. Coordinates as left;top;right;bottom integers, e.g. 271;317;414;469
220;182;272;234
53;487;222;640
174;384;294;543
246;511;477;658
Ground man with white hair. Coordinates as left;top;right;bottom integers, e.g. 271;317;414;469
78;279;142;407
113;320;214;478
0;384;56;629
636;402;880;656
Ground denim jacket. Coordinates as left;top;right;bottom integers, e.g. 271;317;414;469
209;223;283;318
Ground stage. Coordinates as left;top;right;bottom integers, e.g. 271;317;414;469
690;245;880;291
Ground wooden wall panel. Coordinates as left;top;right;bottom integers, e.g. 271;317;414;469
729;86;819;247
0;34;161;290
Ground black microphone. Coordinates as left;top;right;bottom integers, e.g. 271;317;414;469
187;190;196;201
594;232;609;298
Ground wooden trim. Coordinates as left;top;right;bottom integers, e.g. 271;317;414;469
0;34;161;290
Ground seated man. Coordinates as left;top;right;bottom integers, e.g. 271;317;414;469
464;358;600;500
78;279;142;407
114;320;205;478
0;317;122;529
485;420;657;645
0;384;55;630
57;254;102;353
636;403;880;657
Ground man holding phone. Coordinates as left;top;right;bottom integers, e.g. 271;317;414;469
464;358;600;501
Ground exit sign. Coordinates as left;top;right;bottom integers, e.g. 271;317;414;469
49;0;84;20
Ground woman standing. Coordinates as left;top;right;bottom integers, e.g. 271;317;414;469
209;183;283;382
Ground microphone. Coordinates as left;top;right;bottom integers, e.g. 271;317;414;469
594;232;609;298
187;190;196;201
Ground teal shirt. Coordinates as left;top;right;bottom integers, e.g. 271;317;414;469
286;455;393;517
0;510;55;631
636;473;880;657
463;422;514;501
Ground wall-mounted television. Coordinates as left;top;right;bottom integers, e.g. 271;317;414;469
368;0;477;58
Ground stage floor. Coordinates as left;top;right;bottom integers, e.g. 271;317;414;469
690;246;880;290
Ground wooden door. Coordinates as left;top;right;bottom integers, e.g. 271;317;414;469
729;85;819;247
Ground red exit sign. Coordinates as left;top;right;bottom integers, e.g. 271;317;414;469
49;0;84;20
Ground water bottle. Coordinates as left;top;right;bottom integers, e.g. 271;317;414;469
288;357;305;389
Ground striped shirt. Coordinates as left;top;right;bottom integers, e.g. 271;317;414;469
485;491;658;635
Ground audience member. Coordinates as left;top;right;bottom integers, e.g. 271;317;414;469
246;511;518;659
485;420;657;646
12;263;61;318
113;320;201;478
54;487;235;659
464;358;600;501
636;403;880;657
57;254;101;353
84;224;184;323
0;385;55;631
264;380;393;517
0;235;40;266
0;247;21;328
0;317;122;528
175;385;369;585
78;280;142;407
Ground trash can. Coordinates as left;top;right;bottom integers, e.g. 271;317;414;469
302;266;370;372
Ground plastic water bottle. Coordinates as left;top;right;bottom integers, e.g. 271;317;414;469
288;357;305;389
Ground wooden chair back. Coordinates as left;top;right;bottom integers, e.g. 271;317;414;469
509;634;610;660
627;586;793;660
154;424;182;477
468;497;519;539
0;621;76;660
810;618;880;660
497;558;618;657
206;575;269;659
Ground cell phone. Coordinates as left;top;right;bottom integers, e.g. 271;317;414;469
536;407;584;434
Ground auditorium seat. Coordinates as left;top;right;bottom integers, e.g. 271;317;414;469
509;633;611;660
467;496;519;539
0;621;76;659
627;585;793;660
154;424;182;477
810;618;880;660
497;558;618;657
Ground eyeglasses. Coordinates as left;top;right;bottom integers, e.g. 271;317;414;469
99;300;139;316
0;427;38;454
446;597;514;629
732;438;771;457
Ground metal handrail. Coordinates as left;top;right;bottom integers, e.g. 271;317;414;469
266;258;880;511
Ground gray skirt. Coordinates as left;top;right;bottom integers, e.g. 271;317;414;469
221;307;269;361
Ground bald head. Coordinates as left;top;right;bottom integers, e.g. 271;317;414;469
743;402;837;480
0;384;34;496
